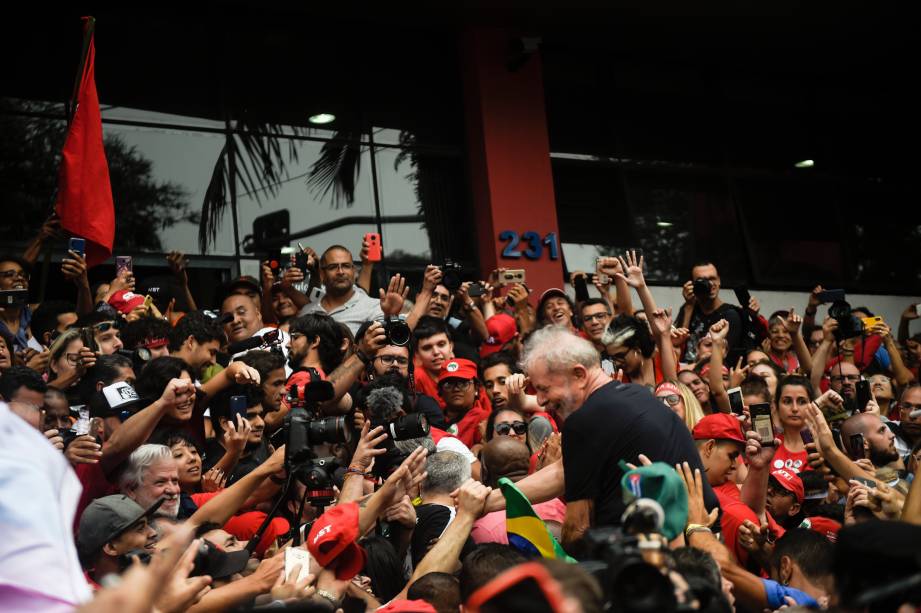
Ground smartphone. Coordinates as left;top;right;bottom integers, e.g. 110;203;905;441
750;403;774;445
848;433;865;460
115;256;133;275
595;273;610;285
861;316;883;329
229;395;248;422
73;407;91;436
68;237;86;258
284;547;312;583
573;274;589;302
364;233;382;262
855;380;871;412
0;288;29;307
801;427;814;445
816;289;846;303
852;476;876;488
467;283;485;298
733;287;752;310
499;269;526;285
727;387;745;416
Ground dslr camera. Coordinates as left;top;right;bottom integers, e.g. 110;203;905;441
378;315;411;347
828;299;864;341
441;259;463;292
692;277;712;298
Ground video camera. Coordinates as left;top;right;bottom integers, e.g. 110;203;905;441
284;368;351;508
366;385;430;476
579;500;681;611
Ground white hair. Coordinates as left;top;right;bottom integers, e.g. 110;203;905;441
422;451;471;495
119;444;173;492
520;325;600;375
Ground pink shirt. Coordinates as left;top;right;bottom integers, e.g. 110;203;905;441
471;498;567;545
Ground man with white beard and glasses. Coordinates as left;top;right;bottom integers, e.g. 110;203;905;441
478;326;718;551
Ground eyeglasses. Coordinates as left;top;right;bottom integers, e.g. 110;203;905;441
899;402;921;412
377;355;409;367
495;421;528;436
657;394;681;407
0;269;29;281
288;332;305;341
829;374;861;383
610;349;634;364
582;312;610;323
440;379;473;391
321;262;354;273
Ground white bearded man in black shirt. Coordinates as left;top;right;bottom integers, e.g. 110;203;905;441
481;325;718;551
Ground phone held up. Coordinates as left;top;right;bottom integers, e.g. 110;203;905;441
750;403;775;445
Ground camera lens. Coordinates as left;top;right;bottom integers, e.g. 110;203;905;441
390;413;429;441
308;416;352;445
692;278;711;296
386;319;411;347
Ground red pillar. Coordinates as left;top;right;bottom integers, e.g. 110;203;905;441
460;28;564;299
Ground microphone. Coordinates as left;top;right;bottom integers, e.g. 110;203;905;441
367;387;404;421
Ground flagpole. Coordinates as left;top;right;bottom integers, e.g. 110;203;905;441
39;16;97;303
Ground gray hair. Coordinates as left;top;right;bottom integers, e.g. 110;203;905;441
119;444;173;492
521;325;600;375
422;451;470;495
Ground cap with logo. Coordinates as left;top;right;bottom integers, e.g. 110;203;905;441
437;358;479;384
691;413;746;445
307;502;366;580
769;468;805;504
479;314;518;358
107;290;146;315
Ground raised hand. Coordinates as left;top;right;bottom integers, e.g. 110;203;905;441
351;421;389;472
65;435;103;465
379;274;408;316
649;307;673;338
709;318;729;342
201;467;227;492
596;256;624;277
456;478;492;519
383;495;417;528
357;321;387;357
223;414;253;456
783;307;802;335
809;285;826;309
281;266;305;288
61;250;89;286
421;265;443;293
227;361;261;385
614;250;646;289
166;251;190;284
902;304;920;321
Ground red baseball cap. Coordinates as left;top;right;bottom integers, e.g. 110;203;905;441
801;516;841;543
307;502;366;580
377;600;437;613
438;358;479;384
108;290;146;314
770;468;805;504
692;414;746;445
480;314;518;358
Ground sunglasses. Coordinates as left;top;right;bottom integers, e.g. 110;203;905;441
495;421;527;436
657;394;681;407
93;321;118;333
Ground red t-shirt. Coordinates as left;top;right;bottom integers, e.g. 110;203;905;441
772;435;810;474
74;463;119;531
714;481;785;568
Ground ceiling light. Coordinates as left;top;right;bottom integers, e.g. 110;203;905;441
794;159;815;169
308;113;336;125
656;220;673;228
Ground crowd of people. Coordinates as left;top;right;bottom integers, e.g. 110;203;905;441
2;221;921;613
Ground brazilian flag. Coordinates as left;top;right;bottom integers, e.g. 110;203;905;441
500;477;575;562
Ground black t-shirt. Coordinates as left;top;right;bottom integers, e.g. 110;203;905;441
202;437;270;486
562;381;719;529
414;393;447;430
679;302;743;364
411;503;475;568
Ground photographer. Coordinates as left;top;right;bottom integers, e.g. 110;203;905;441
676;261;743;364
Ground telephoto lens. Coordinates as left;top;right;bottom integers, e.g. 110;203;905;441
308;416;352;445
381;316;411;347
692;278;711;297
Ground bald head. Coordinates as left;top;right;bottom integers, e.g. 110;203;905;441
841;412;876;439
481;437;530;487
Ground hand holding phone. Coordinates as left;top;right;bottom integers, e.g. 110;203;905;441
727;387;745;416
572;274;589;303
848;433;866;460
230;395;248;422
364;233;382;262
750;403;775;445
855;380;871;412
68;237;86;259
115;256;133;276
284;547;312;583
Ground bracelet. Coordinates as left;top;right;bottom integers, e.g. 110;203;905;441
345;466;373;478
355;350;371;365
685;524;712;539
315;589;340;606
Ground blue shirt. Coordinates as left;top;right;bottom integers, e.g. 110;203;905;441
762;579;818;608
0;305;33;352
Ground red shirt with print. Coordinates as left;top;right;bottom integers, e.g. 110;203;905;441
771;435;811;474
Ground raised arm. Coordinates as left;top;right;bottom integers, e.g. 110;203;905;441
739;430;777;521
598;256;633;316
167;251;199;313
802;394;883;486
407;265;441;330
708;319;731;413
783;308;813;374
357;238;374;294
649;308;678;382
615;250;658;314
810;318;837;391
876;322;915;386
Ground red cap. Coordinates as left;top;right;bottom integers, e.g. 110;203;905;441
108;290;146;314
438;358;479;384
479;314;518;358
699;364;729;380
377;600;437;613
307;502;366;580
770;468;805;503
802;516;841;543
692;413;746;444
538;287;568;304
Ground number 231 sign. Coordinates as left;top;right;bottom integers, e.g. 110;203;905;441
498;230;559;260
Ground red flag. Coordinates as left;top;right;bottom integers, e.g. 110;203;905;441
55;18;115;268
